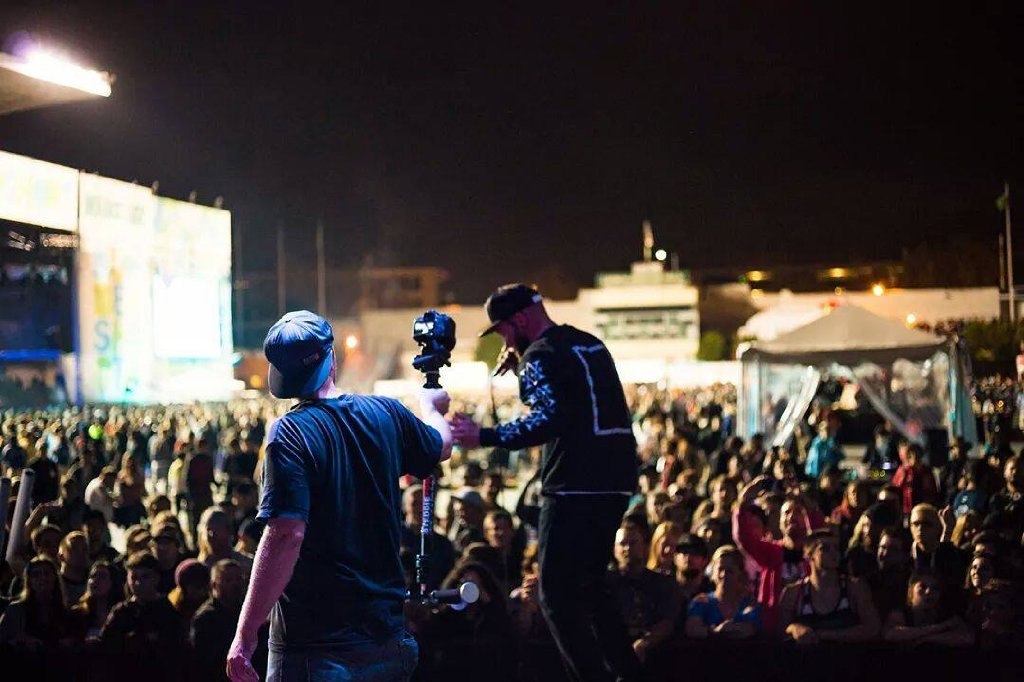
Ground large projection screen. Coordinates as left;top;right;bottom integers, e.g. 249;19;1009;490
77;174;156;402
77;177;234;403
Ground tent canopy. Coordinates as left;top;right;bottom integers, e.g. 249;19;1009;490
741;304;945;366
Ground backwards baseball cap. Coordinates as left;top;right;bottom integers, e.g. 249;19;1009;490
264;310;335;399
479;283;543;337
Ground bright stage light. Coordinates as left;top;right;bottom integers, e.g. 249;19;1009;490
345;334;359;351
654;249;667;262
5;47;112;97
871;283;886;297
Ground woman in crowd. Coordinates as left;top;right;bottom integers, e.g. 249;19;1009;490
647;521;684;575
692;475;736;530
964;552;998;627
113;451;146;528
70;561;117;641
882;570;974;646
830;479;870;545
0;556;74;651
778;529;880;645
197;505;253;575
684;545;760;639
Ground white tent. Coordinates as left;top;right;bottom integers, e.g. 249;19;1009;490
743;305;946;365
738;305;976;450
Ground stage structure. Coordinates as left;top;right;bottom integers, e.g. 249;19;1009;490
737;305;977;456
0;148;236;404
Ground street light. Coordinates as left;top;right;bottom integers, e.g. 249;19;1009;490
0;46;112;98
654;249;667;262
871;283;886;297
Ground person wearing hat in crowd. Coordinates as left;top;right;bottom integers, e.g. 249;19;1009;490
451;283;641;681
168;558;210;627
228;311;452;682
674;532;713;610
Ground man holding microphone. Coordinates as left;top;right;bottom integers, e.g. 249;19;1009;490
227;310;452;682
452;284;642;681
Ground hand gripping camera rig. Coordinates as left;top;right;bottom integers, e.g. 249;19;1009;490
409;310;479;609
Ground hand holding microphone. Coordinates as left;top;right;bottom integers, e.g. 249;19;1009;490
493;345;520;377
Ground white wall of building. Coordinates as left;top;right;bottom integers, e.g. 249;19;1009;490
740;287;999;341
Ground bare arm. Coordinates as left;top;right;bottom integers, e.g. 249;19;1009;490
419;389;453;463
917;617;975;647
227;517;306;682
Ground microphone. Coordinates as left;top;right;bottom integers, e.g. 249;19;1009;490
429;581;480;611
493;346;519;377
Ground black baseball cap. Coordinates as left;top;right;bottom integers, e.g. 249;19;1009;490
264;310;335;399
480;283;543;336
675;533;709;557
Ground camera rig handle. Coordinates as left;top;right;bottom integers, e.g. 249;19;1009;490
411;309;456;602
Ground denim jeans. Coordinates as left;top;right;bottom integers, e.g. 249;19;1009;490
267;635;418;682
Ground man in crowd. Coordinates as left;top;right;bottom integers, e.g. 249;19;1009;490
150;523;186;595
909;503;967;587
82;508;119;564
192;559;249;681
734;475;823;631
674;533;712;607
452;283;641;681
228;311;452;682
448;487;487;553
484;508;524;591
58;531;91;604
101;551;187;681
607;516;679;663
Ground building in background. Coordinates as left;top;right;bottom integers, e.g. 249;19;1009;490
356;258;713;396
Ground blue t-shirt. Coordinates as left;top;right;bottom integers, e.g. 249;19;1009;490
686;592;762;630
258;395;442;651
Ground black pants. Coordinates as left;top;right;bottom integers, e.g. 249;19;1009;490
538;495;641;682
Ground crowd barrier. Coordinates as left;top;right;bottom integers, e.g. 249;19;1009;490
2;635;1021;681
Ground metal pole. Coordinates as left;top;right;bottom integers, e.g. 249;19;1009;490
316;218;326;315
277;223;286;316
235;221;245;347
1006;182;1015;323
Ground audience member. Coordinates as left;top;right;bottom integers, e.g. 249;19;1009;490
684;545;761;639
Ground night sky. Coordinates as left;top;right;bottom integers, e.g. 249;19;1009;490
0;3;1020;305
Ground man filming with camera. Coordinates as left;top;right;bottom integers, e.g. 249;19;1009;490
451;284;641;681
228;310;452;682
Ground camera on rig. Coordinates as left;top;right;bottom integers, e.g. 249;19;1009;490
411;310;456;389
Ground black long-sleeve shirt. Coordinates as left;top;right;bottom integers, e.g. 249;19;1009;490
480;325;637;495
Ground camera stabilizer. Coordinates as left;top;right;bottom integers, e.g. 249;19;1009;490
412;310;456;389
409;310;478;608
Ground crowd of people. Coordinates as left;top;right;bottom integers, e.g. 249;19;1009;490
0;402;279;680
0;380;1022;679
